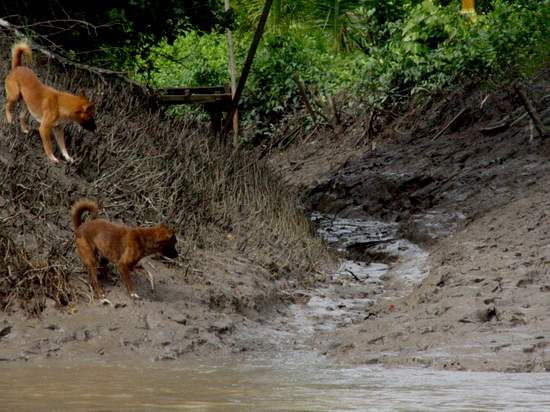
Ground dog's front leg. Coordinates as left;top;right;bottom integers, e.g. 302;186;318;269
118;263;140;299
38;118;59;163
53;125;74;163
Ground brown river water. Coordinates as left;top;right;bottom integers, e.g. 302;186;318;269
2;353;550;411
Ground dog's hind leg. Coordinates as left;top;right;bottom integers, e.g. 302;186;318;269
19;109;30;134
4;78;20;124
53;125;74;163
76;237;104;298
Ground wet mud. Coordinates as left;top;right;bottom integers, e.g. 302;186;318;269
270;73;550;372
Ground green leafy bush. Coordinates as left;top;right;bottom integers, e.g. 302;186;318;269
131;0;550;140
241;31;357;125
357;0;550;105
135;31;229;88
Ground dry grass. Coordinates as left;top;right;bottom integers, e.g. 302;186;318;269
0;235;79;316
0;29;328;316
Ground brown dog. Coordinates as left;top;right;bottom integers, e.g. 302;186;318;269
4;41;96;163
71;199;178;299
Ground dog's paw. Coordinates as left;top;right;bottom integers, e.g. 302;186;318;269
48;156;60;164
130;292;141;300
61;151;74;163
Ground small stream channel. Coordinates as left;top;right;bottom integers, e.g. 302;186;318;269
1;214;550;410
283;213;430;344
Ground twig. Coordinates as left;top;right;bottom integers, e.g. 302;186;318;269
480;94;490;108
355;109;375;146
509;111;528;128
327;95;340;126
345;269;362;282
432;108;466;140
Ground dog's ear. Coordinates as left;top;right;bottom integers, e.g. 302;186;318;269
85;102;95;112
79;88;88;99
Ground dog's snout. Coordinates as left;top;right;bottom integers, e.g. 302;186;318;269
163;245;178;259
82;118;96;132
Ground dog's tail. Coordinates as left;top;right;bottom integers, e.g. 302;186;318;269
71;199;98;231
11;41;32;70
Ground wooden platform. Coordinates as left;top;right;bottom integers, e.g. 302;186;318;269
156;86;232;109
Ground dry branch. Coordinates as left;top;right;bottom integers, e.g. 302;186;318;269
514;82;547;138
432;108;466;140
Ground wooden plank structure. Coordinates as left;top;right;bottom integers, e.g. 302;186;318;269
154;0;274;142
155;86;232;133
156;86;231;106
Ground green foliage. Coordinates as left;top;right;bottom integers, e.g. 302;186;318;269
136;32;229;88
137;28;358;126
242;32;329;122
357;0;550;105
132;0;550;141
133;31;230;120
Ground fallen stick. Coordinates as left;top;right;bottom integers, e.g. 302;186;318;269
137;259;156;292
479;115;510;135
345;269;362;282
292;74;319;123
432;107;466;140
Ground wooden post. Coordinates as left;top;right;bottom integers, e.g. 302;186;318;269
225;0;239;146
223;0;274;136
460;0;476;19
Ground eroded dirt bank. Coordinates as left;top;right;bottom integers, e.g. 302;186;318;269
0;28;326;364
271;72;550;372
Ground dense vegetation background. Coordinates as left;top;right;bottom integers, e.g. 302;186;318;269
1;0;549;141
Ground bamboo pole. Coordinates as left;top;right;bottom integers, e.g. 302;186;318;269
225;0;239;146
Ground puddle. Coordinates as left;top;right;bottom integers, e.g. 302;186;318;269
312;212;430;286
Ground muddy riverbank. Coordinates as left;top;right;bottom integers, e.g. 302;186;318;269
270;73;550;372
3;23;550;375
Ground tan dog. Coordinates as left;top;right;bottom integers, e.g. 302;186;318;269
4;41;96;163
71;199;178;299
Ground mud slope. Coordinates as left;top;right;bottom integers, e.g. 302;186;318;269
0;28;326;363
279;72;550;372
